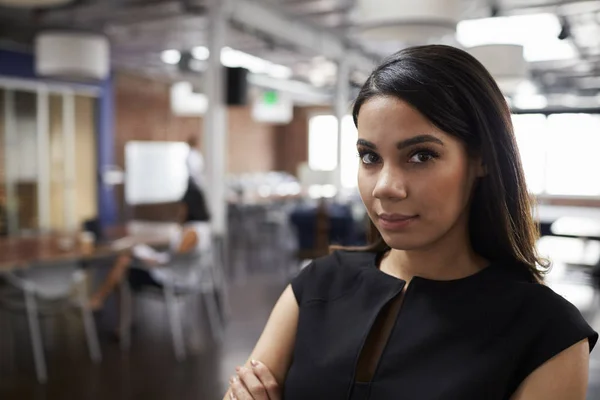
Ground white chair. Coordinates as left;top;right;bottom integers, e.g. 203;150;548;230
0;260;102;383
120;248;225;361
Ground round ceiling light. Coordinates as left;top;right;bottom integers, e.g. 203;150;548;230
469;44;528;95
0;0;74;7
356;0;463;42
35;31;110;80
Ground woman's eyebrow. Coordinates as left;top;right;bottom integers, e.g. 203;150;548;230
357;135;444;150
397;134;444;150
357;139;376;149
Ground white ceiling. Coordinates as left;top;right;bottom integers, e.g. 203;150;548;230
0;0;599;103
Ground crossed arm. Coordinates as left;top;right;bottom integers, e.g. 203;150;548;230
223;285;299;400
223;286;591;400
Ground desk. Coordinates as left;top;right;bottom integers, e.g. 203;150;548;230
0;221;177;272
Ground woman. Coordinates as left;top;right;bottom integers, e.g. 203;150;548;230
225;45;598;400
89;189;210;310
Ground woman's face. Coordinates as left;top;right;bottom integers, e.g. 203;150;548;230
356;96;484;251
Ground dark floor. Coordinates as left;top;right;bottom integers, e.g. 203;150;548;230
1;262;600;400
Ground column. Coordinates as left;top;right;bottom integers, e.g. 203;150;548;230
62;90;77;232
3;90;18;234
204;0;229;237
36;86;51;232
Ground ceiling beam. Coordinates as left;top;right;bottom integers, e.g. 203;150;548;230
229;0;377;72
39;0;184;27
298;4;352;17
503;0;600;12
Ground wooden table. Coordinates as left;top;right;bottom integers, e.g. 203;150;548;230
0;221;178;272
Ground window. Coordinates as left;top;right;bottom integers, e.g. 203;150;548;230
340;116;358;189
308;115;338;171
512;113;600;196
545;114;600;196
308;114;358;189
512;114;547;195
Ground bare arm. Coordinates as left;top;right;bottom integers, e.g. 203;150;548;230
511;339;590;400
175;229;198;254
223;284;299;399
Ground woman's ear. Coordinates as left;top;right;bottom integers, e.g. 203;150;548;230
472;156;488;178
477;162;488;178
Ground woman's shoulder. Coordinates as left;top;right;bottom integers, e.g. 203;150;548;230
290;250;375;305
505;280;598;388
517;280;593;326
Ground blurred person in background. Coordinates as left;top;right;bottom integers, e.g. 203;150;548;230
184;132;211;219
187;134;205;191
223;45;598;400
88;191;210;311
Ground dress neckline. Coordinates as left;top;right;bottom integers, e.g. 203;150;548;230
370;250;499;285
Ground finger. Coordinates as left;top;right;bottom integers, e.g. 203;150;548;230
236;366;269;400
230;376;252;400
250;360;281;400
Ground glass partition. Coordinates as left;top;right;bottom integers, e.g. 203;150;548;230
0;83;98;236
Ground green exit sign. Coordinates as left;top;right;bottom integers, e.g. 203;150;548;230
263;91;278;105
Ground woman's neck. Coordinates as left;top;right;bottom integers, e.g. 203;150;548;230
379;219;488;283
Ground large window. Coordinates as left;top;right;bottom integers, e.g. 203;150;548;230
512;114;547;195
0;85;97;235
308;115;338;172
308;114;358;189
309;112;600;197
512;113;600;196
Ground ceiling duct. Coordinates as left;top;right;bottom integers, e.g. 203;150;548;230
0;0;73;6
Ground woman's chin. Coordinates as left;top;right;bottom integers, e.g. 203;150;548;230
380;233;427;251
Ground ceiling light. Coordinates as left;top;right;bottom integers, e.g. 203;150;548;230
191;46;210;61
516;81;538;96
469;44;527;95
221;47;291;79
513;94;548;110
161;49;181;65
162;46;291;79
266;64;292;79
356;0;462;42
36;31;110;80
457;13;577;62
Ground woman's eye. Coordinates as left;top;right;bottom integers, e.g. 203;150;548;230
360;152;380;165
409;151;436;163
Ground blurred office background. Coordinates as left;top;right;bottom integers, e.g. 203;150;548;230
0;0;599;398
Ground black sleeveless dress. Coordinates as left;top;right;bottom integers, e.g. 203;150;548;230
284;251;598;400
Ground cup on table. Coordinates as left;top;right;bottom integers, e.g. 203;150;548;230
57;235;76;251
78;231;96;255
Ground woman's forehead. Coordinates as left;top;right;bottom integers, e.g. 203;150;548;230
357;97;448;145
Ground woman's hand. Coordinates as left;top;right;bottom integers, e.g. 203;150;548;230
229;360;282;400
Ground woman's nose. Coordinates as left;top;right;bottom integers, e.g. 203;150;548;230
372;165;408;201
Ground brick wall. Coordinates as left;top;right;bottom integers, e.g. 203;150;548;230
114;72;206;167
114;72;284;221
114;72;280;173
274;106;332;175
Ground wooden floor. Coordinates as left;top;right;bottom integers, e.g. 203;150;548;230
0;270;286;400
1;264;600;400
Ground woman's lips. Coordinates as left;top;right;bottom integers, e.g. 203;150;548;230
377;213;419;231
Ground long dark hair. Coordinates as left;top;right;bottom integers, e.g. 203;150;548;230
351;45;547;283
182;180;211;223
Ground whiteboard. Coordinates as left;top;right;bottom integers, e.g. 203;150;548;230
125;141;189;205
